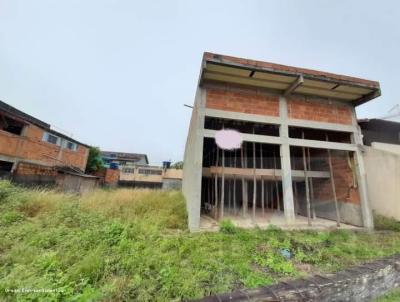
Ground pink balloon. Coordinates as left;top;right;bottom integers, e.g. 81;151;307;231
215;129;243;150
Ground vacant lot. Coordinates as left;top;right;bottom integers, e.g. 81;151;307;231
1;181;400;301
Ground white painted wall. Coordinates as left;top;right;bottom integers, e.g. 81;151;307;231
364;146;400;220
371;142;400;155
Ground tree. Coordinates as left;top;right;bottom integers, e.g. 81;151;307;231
85;147;104;173
171;161;183;169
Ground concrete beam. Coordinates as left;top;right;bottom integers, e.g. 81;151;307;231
204;108;282;125
284;75;304;96
288;118;356;133
289;138;358;151
202;167;330;180
204;108;358;133
203;129;282;145
204;129;358;152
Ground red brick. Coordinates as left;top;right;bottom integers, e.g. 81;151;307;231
288;98;353;125
206;88;279;116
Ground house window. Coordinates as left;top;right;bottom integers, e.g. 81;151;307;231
122;167;135;173
138;169;162;175
63;140;77;151
43;132;60;145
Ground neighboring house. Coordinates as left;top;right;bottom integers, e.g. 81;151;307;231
0;100;94;189
101;151;182;189
119;164;165;189
119;163;182;189
358;118;400;221
359;118;400;153
183;52;381;231
101;151;149;168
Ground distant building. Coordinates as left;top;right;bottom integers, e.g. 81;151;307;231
0;100;91;186
101;151;149;168
358;118;400;147
119;164;183;189
101;151;182;189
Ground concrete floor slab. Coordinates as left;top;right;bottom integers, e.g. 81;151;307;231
199;210;360;231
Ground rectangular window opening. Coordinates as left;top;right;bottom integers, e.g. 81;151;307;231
138;169;162;175
289;126;351;143
204;116;279;136
0;114;25;135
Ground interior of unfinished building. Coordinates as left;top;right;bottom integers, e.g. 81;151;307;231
182;52;381;231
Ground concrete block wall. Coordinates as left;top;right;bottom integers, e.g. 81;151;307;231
364;146;400;220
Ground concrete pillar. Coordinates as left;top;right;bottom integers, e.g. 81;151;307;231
351;107;374;229
354;149;374;229
182;88;205;231
279;96;295;223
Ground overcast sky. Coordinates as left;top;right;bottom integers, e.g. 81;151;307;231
0;1;399;165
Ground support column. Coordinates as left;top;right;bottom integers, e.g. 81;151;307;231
182;88;206;231
279;96;295;223
351;108;374;229
354;149;373;229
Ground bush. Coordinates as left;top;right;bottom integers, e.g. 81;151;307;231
0;180;18;201
219;219;237;234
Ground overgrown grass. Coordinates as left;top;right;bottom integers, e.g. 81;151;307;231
374;289;400;302
1;180;400;301
374;212;400;232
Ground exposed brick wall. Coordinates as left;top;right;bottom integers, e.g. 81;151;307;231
0;123;89;171
288;97;353;125
105;169;119;184
16;162;57;176
206;88;279;116
93;168;120;186
313;151;360;204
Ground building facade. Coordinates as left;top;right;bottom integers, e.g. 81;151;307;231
101;151;149;168
0;100;89;183
101;151;182;188
183;53;381;231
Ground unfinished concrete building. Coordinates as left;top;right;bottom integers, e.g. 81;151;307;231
183;53;381;231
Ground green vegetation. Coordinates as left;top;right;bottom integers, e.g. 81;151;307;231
170;161;183;169
1;181;400;301
374;212;400;232
374;289;400;302
85;146;104;173
219;219;237;234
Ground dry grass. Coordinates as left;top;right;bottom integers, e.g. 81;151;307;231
2;181;400;301
79;188;187;230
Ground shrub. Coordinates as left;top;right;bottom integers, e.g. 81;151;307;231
0;180;18;201
219;219;237;234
